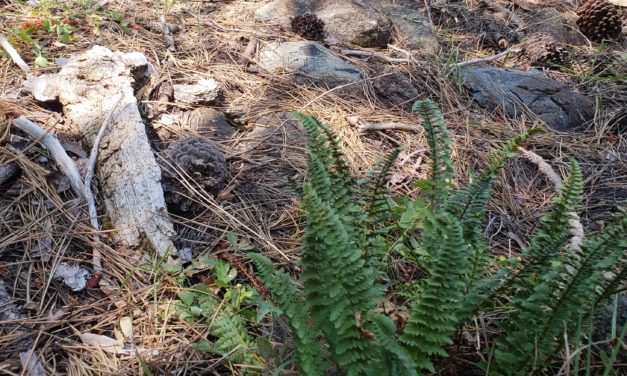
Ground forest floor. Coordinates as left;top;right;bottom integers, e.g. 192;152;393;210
0;0;625;375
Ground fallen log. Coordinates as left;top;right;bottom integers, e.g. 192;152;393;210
24;45;177;257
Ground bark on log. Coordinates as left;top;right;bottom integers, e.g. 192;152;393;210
24;45;176;257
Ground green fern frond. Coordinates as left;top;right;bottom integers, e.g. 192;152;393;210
447;128;540;231
450;129;538;318
363;149;402;220
365;313;418;376
194;290;259;367
510;160;583;297
248;253;328;376
361;149;402;271
493;161;585;374
400;211;470;372
294;113;354;219
301;184;377;369
413;100;454;206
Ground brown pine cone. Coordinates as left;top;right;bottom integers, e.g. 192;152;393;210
160;137;228;213
291;14;326;41
520;32;569;68
576;0;623;42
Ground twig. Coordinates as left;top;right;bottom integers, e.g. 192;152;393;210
0;34;32;79
346;115;420;132
160;15;177;52
85;94;122;272
358;122;420;132
455;49;520;68
13;116;84;198
518;147;584;251
341;49;413;63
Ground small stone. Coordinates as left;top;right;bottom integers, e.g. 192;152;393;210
372;66;420;109
258;41;364;91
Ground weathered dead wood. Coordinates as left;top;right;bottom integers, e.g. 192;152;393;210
24;46;177;257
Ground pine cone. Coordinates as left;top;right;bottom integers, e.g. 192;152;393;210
576;0;623;42
161;137;228;212
521;32;569;67
291;14;325;41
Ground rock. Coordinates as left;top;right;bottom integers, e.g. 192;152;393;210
381;3;437;51
172;79;221;105
462;66;594;132
522;8;588;46
372;66;420;109
258;41;364;91
245;112;308;153
255;0;392;48
158;108;235;139
0;162;20;186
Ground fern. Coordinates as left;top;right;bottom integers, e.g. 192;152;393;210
247;101;626;376
492;161;584;374
400;211;469;372
184;285;259;368
413;99;454;206
360;149;402;273
364;312;418;376
300;154;379;376
248;253;327;375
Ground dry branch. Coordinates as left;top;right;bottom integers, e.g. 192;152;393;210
455;49;520;68
346;115;420;132
12;116;85;198
518;147;584;251
341;49;413;63
0;34;32;79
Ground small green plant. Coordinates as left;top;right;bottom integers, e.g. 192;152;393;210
137;252;260;374
172;257;259;365
248;100;626;375
42;17;73;44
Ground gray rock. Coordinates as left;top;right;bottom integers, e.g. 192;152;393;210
258;41;364;91
462;67;594;132
381;3;437;52
372;66;420;109
255;0;392;48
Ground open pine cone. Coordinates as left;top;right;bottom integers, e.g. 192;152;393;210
160;137;228;213
576;0;623;42
291;14;325;41
520;32;569;67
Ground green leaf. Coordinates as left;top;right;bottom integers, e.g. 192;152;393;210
161;263;183;274
214;261;237;287
178;290;195;306
43;18;53;32
256;336;275;361
251;293;283;322
34;55;48;68
189;306;203;316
